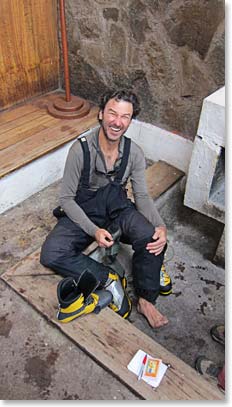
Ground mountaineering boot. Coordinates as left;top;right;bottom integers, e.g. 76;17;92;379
93;289;113;314
104;270;132;319
159;264;172;295
195;356;225;393
210;324;225;346
57;269;112;322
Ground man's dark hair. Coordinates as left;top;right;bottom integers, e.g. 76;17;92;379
99;89;141;118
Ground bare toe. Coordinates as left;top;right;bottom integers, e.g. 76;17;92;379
137;298;169;328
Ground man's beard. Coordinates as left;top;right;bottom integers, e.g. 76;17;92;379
100;120;127;143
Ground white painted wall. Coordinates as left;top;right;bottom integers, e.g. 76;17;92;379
184;87;225;223
0;141;74;214
0;122;193;214
126;121;193;173
197;86;225;147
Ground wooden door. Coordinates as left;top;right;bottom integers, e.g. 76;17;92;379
0;0;59;110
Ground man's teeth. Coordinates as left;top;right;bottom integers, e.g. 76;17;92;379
110;127;121;132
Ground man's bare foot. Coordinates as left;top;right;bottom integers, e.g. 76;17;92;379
137;297;169;328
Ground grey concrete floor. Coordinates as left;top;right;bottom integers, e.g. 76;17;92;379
0;178;225;400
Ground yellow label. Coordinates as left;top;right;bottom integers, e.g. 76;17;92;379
144;358;161;378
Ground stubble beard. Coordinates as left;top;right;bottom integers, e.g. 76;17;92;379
100;119;131;145
101;122;122;144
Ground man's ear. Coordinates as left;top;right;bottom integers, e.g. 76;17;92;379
98;110;103;120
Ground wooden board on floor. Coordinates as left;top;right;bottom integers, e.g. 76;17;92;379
1;250;223;401
0;91;99;178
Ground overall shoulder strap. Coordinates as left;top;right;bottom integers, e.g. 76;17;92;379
115;136;131;183
79;136;90;188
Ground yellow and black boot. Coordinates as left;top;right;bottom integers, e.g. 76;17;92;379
159;264;172;295
57;270;112;322
104;270;132;319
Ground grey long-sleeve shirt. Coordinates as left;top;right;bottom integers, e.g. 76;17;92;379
59;127;165;237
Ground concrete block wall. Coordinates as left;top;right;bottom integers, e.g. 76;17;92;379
184;87;225;223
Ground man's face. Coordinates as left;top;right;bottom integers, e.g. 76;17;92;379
99;98;133;143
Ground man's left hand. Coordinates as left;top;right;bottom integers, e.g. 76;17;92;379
146;226;167;256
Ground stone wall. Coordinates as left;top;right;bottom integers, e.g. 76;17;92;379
62;0;225;140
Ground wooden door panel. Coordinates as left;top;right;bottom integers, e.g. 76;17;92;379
0;0;59;110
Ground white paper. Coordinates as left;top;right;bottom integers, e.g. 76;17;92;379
127;349;168;388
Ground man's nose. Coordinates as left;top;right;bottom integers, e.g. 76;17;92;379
113;116;122;127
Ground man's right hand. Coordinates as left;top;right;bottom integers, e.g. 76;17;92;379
95;228;114;248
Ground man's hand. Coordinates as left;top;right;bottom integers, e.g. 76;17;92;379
146;226;167;256
95;228;114;248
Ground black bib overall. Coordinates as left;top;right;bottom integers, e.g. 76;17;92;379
76;136;133;228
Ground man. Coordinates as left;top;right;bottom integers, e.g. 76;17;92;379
40;89;169;328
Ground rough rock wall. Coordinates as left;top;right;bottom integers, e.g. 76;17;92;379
63;0;224;140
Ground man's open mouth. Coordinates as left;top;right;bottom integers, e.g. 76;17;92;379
109;126;122;133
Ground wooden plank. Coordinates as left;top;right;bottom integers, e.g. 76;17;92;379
0;114;59;150
1;251;223;400
0;109;51;136
0;105;99;178
127;161;184;201
0;92;69;150
0;102;41;125
0;92;63;125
